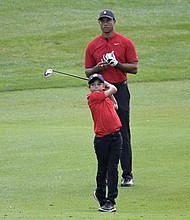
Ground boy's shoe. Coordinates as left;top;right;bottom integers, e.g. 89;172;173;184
121;178;134;187
98;200;116;212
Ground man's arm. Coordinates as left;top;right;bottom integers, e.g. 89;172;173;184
102;51;138;74
85;61;138;77
85;62;108;77
85;66;98;77
116;62;138;74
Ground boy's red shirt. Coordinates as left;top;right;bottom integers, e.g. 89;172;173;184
87;91;122;137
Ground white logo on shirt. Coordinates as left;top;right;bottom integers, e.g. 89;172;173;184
114;43;120;46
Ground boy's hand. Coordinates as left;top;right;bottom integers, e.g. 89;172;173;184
104;81;111;91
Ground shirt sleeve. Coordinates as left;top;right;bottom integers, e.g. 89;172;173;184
88;92;105;105
125;39;138;63
85;45;95;68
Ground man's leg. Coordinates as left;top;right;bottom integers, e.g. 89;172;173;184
119;111;133;179
114;84;134;186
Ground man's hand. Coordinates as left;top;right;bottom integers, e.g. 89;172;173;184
103;51;118;67
93;61;108;72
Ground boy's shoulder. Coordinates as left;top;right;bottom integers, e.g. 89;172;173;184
87;91;105;101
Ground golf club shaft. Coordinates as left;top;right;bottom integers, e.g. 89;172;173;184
53;69;88;81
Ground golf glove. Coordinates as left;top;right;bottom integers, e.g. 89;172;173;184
103;51;118;67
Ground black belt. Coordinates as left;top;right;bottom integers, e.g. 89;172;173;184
95;131;121;139
112;81;127;87
103;131;121;138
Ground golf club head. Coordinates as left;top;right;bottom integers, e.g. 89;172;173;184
44;69;53;77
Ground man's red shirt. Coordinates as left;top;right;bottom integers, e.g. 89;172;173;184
87;91;122;137
85;32;138;83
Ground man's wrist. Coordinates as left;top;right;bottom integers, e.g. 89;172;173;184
114;61;120;68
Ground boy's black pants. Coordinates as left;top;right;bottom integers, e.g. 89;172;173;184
94;131;122;204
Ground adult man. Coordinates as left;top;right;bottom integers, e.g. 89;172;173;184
84;9;138;187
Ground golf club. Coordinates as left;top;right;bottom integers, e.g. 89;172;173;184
44;69;88;81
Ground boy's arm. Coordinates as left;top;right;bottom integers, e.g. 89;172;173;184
109;94;118;110
104;81;117;97
104;81;118;110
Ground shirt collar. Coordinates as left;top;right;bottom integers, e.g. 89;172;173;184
100;32;117;40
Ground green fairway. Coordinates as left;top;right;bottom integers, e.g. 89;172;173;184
1;0;189;92
0;0;190;219
1;81;189;219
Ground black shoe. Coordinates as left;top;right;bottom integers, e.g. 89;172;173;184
93;191;102;207
98;200;116;212
121;178;134;187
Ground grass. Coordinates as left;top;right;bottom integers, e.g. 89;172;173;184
0;0;190;91
1;81;190;219
0;0;190;219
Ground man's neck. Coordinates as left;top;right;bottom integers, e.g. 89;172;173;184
102;31;115;39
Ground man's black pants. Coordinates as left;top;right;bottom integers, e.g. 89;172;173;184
114;82;133;180
94;131;122;204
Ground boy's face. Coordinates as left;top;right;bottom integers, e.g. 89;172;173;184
89;79;105;92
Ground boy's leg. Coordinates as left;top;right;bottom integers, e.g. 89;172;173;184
94;137;109;204
107;133;122;204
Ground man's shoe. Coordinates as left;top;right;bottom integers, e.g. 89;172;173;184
121;178;134;187
105;177;108;186
98;200;116;212
93;191;101;207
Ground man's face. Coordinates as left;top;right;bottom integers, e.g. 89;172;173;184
99;18;115;34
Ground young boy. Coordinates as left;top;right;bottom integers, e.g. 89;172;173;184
87;73;123;212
